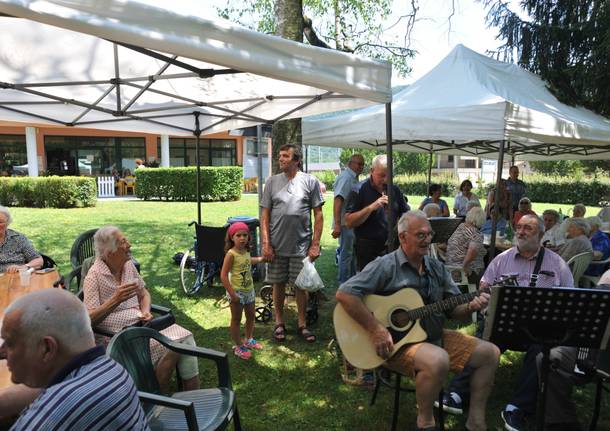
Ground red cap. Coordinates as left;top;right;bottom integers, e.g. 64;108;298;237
228;222;249;238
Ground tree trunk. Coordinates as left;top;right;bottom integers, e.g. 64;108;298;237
271;0;304;174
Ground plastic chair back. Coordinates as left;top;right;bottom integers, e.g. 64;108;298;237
107;327;162;398
195;224;228;264
567;251;594;287
70;228;98;269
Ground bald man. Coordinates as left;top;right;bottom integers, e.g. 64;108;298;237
0;289;149;430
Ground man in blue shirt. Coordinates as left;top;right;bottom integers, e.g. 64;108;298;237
332;154;364;283
345;154;409;271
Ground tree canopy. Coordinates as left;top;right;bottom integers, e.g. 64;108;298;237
482;0;610;117
218;0;417;76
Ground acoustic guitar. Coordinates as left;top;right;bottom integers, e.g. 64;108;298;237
333;288;483;369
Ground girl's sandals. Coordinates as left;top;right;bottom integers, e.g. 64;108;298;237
298;326;316;343
273;324;286;342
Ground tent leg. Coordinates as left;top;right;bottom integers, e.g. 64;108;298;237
385;102;394;252
489;139;506;257
427;150;433;195
194;112;202;225
256;124;264;220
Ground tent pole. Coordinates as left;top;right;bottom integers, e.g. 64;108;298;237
427;148;433;194
385;102;394;253
489;139;506;258
256;124;264;219
194;112;202;225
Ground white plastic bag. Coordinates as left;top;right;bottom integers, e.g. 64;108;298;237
294;257;324;292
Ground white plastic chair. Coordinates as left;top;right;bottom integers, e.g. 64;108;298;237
580;256;610;288
566;251;594;288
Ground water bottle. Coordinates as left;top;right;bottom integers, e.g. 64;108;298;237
505;222;514;242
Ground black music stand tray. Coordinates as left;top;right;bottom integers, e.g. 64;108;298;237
428;217;463;244
483;285;610;431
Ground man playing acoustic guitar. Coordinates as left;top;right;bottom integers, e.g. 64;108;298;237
336;211;499;431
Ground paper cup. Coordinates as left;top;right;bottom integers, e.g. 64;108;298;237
19;269;31;287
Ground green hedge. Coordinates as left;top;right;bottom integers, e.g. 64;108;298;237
0;176;97;208
311;170;337;191
394;173;459;197
135;167;242;201
514;174;610;206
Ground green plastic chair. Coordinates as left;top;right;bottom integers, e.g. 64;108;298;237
107;327;242;431
70;228;98;269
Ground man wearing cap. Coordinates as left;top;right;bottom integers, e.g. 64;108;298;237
260;144;324;343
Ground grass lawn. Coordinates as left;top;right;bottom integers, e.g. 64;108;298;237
8;194;608;430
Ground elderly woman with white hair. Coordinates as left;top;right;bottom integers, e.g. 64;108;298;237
446;207;487;283
0;205;43;274
83;226;200;391
557;218;593;263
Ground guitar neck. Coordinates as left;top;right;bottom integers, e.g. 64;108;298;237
407;291;478;320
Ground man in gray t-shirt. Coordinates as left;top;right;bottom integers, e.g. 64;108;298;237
260;144;324;343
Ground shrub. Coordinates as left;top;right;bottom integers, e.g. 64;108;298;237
394;173;460;197
135;167;242;202
0;176;97;208
518;174;610;206
311;170;338;191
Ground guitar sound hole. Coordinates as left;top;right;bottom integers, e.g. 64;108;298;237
390;308;411;330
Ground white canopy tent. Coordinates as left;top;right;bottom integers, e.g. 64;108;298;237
304;44;610;253
0;0;393;222
303;44;610;161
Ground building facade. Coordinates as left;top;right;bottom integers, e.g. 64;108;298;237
0;123;274;178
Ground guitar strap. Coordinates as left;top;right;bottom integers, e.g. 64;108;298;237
528;247;546;287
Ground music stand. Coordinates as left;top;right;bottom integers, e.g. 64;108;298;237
428;217;463;244
483;285;610;431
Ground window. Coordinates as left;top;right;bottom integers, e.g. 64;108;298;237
157;138;236;167
44;136;145;176
246;139;269;156
0;135;27;176
464;159;476;169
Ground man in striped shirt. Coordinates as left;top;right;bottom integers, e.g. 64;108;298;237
0;288;149;431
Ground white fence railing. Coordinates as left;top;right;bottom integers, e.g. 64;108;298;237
97;176;115;197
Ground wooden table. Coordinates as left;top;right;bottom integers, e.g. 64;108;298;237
0;270;60;389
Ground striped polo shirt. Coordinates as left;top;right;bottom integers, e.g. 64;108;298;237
11;345;149;431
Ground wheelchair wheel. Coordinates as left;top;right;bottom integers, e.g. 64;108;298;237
180;247;201;295
260;285;273;303
255;306;272;323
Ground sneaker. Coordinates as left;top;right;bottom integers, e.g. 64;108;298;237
501;408;525;431
233;345;251;360
433;392;463;415
245;338;263;350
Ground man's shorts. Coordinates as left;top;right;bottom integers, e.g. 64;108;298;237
385;330;478;378
265;255;304;285
226;288;256;305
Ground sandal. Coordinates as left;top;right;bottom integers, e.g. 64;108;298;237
298;326;316;343
273;324;286;342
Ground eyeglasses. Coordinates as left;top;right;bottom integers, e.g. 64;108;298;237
412;231;435;241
